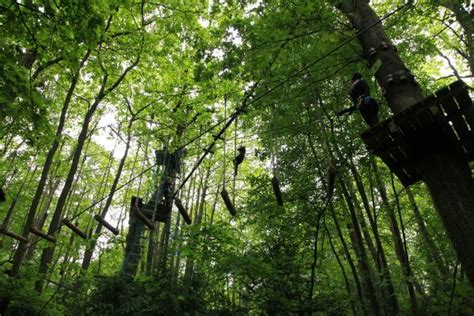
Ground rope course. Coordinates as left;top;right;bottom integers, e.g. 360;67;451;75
1;2;411;245
170;2;412;200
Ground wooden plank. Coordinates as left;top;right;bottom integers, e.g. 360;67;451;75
413;108;434;129
62;219;88;239
396;116;417;136
391;166;412;187
94;215;119;236
450;114;471;139
449;80;466;92
388;146;408;163
271;176;284;206
361;131;379;149
0;229;29;243
220;189;236;216
438;94;459;117
377;150;397;167
461;136;474;158
454;90;472;108
175;198;192;225
132;208;155;229
142;201;172;223
30;227;56;243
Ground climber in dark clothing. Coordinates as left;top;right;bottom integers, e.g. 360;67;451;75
338;73;380;127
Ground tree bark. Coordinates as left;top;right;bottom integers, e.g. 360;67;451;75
406;187;449;277
340;181;382;316
81;120;133;272
36;58;139;292
338;0;474;286
329;205;365;309
9;50;90;278
325;223;359;316
345;159;400;315
372;159;418;312
438;0;473;76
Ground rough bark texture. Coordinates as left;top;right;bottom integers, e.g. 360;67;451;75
9;50;90;278
81;121;133;272
122;198;145;277
421;147;474;285
338;0;424;114
338;0;474;286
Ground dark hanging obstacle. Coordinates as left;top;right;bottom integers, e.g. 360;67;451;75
30;226;56;243
220;188;236;216
0;229;29;243
361;80;474;186
62;219;88;239
94;215;120;236
175;198;192;224
130;196;155;229
271;176;283;206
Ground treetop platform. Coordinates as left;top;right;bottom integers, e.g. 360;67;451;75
361;80;474;186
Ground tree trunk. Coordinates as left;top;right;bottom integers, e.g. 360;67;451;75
438;0;473;76
325;223;359;316
9;50;90;279
372;159;418;312
406;187;449;277
36;126;94;292
81;120;133;272
346;160;400;315
0;165;37;248
36;57;138;291
329;205;365;312
338;0;474;286
340;181;382;316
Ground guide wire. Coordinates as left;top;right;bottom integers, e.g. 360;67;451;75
171;2;411;198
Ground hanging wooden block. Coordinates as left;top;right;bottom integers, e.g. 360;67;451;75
94;215;119;236
220;189;236;216
0;228;29;243
62;219;88;240
271;176;284;206
175;198;192;224
30;227;56;243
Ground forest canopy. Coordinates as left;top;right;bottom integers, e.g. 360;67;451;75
0;0;473;315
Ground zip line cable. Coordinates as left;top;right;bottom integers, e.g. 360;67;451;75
171;2;411;198
58;2;411;227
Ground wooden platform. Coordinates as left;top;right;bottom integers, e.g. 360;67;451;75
142;200;172;222
361;80;474;186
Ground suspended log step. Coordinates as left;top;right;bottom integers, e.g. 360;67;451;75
221;189;236;216
0;228;29;243
175;198;192;224
130;196;155;230
30;227;56;243
361;80;474;186
62;219;88;239
94;215;119;236
271;176;284;206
